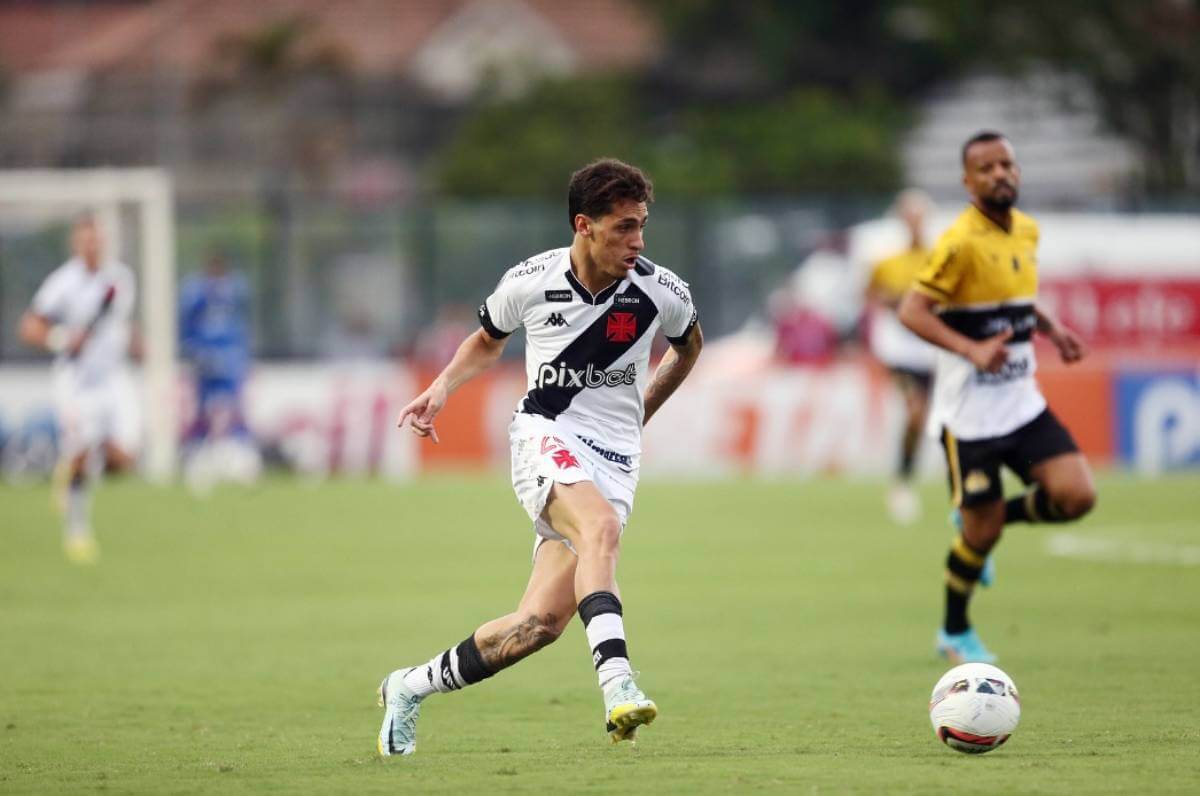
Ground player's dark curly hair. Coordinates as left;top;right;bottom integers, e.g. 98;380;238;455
567;158;654;231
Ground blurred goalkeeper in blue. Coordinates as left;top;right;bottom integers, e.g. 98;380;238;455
179;252;261;488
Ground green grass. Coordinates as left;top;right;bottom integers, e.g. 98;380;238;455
2;472;1198;794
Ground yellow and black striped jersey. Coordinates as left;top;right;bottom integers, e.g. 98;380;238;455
914;205;1046;440
870;247;929;303
868;246;937;372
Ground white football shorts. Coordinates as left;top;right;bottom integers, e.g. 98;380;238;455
53;370;142;458
508;412;639;557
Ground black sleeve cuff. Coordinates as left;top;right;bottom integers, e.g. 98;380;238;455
665;312;698;346
478;302;512;339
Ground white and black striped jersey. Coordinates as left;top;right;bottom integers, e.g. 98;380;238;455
31;257;136;388
479;247;697;455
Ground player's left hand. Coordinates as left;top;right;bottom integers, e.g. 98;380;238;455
1048;324;1087;363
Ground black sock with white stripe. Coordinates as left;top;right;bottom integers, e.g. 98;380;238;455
402;634;495;699
578;591;633;691
1004;486;1064;524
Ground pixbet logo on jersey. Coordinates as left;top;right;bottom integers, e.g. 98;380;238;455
535;361;638;389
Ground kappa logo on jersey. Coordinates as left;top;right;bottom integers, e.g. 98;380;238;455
544;290;573;302
606;312;637;342
536;361;638;389
552;448;580;470
545;312;569;327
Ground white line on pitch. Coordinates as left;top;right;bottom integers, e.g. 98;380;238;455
1045;532;1200;567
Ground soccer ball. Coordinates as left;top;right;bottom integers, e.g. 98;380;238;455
929;663;1020;754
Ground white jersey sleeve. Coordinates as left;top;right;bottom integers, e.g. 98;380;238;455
644;260;697;344
479;249;565;339
479;276;524;338
31;267;72;321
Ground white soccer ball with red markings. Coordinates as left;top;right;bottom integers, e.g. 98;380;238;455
929;663;1021;754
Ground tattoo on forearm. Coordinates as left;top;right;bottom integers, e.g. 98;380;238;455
644;344;698;424
477;613;559;670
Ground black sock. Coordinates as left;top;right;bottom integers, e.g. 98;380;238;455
578;591;631;689
1004;487;1061;524
452;634;495;686
413;633;496;696
944;535;987;634
898;428;919;480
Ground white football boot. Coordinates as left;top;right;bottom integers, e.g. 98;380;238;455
604;674;658;744
377;669;422;756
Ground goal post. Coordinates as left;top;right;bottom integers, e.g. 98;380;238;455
0;169;178;483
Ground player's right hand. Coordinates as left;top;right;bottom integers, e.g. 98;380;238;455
65;329;89;357
967;327;1013;373
396;383;448;444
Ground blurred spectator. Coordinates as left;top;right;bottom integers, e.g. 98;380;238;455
179;252;261;491
411;304;476;369
771;297;839;365
320;304;392;364
771;232;849;364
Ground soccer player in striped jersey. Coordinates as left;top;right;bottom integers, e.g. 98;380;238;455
865;190;938;524
376;159;703;755
899;131;1097;664
18;217;140;564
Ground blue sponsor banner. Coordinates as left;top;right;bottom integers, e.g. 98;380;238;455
1115;369;1200;471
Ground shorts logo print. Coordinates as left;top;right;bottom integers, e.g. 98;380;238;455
964;469;991;494
540;435;565;454
552;448;581;470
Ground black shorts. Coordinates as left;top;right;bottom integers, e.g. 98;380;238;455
940;409;1079;507
890;367;933;393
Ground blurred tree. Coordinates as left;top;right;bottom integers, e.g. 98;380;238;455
435;0;1198;196
190;15;353;182
926;0;1200;192
435;0;955;196
437;77;904;196
643;89;905;194
646;0;963;100
436;77;641;196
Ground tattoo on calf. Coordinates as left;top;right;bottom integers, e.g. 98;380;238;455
478;613;559;670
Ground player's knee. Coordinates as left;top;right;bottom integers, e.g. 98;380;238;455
578;512;622;554
1056;485;1096;520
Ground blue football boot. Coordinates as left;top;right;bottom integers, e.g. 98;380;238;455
936;627;997;664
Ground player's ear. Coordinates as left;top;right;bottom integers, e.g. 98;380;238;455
574;214;592;238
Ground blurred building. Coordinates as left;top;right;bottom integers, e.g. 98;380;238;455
0;0;659;193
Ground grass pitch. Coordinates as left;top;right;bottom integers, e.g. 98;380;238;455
2;472;1198;793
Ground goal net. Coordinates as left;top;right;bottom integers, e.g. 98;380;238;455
0;169;178;482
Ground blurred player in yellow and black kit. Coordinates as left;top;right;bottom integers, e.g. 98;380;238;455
899;131;1097;663
865;190;937;524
